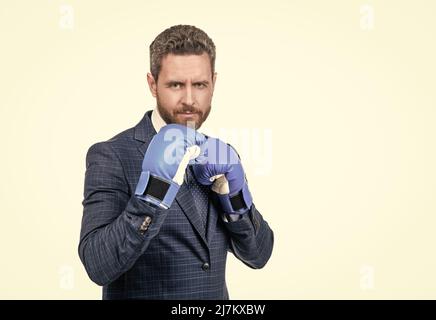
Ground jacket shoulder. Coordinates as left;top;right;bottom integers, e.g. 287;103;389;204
85;126;137;163
90;125;136;148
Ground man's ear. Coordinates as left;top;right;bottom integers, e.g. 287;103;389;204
146;72;157;98
212;72;217;92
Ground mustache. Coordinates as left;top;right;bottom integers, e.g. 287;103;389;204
175;106;202;114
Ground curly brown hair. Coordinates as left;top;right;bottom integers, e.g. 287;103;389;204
149;24;216;83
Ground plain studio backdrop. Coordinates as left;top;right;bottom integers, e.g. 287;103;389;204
0;0;435;299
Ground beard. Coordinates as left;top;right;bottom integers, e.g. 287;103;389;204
156;95;211;130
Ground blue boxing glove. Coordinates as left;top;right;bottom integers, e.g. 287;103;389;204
135;124;206;209
192;137;253;215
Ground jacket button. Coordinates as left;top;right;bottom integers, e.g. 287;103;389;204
139;216;152;234
144;216;152;225
202;262;210;271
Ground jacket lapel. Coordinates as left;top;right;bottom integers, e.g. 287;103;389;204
174;182;208;244
206;196;219;245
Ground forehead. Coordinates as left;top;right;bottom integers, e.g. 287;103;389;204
159;53;212;81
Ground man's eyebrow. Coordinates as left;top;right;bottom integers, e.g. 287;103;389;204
165;80;183;85
165;80;210;85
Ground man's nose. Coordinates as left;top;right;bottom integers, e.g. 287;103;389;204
182;85;194;105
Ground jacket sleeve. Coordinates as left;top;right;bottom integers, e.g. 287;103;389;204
78;142;168;286
222;203;274;269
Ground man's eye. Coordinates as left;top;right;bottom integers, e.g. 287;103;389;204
169;83;206;89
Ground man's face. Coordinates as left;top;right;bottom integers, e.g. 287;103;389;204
147;53;217;129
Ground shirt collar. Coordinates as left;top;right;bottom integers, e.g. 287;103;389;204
151;106;167;133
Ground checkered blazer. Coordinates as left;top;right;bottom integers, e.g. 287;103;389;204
78;110;274;299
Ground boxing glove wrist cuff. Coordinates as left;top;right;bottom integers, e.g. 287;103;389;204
217;182;253;214
135;171;179;209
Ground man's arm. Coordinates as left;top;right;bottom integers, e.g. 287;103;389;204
78;142;168;286
222;203;274;269
192;138;274;269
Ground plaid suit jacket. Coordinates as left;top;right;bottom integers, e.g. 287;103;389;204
78;110;274;299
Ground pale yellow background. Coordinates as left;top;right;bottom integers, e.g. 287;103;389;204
1;0;435;299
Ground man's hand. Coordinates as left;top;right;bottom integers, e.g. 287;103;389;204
135;124;206;209
192;138;253;215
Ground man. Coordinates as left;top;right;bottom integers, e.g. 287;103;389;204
78;24;274;299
